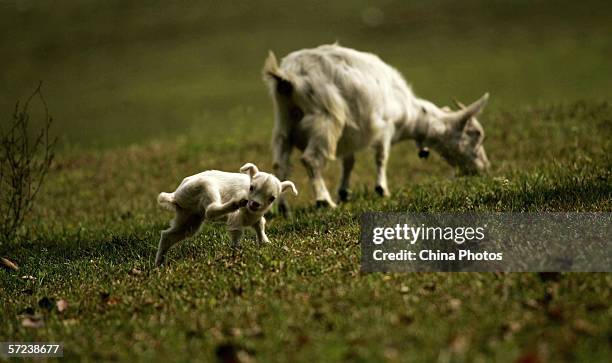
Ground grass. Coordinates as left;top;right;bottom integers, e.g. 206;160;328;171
1;1;611;362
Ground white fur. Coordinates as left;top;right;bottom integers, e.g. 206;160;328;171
155;162;297;266
263;44;490;211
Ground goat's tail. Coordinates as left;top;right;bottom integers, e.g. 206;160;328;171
157;192;176;211
263;51;293;96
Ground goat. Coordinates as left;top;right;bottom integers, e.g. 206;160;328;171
155;163;298;266
263;44;490;215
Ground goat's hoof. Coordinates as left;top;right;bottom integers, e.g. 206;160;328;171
316;200;330;208
315;200;337;209
338;189;350;202
375;185;389;197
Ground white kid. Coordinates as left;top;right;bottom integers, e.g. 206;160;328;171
155;163;298;266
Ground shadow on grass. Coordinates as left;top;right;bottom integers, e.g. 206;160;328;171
3;157;609;271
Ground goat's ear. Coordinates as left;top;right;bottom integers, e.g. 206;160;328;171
280;181;298;196
239;163;259;178
448;93;489;130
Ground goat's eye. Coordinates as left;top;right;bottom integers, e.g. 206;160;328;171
269;196;276;203
249;185;254;192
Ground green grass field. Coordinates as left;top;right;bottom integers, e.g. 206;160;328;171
1;1;611;362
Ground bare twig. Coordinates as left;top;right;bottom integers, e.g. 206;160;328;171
0;82;57;244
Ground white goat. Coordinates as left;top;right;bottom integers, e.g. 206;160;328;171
155;163;298;266
263;44;490;214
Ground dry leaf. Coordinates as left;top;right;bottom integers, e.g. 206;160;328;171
57;299;68;313
502;321;522;335
515;351;542;363
129;267;143;276
22;317;44;328
1;257;19;271
449;334;470;354
107;297;121;306
572;319;596;335
383;347;399;361
448;298;462;311
547;306;564;321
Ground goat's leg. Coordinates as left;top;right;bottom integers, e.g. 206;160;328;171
299;113;342;208
205;198;247;220
227;228;244;248
155;212;203;266
338;153;355;202
301;147;336;208
374;139;391;197
253;217;270;244
273;137;293;217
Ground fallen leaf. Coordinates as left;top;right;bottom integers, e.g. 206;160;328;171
129;267;143;276
100;292;120;306
1;257;19;271
22;317;44;328
448;298;462;311
56;299;68;313
244;325;263;338
383;347;399;361
107;297;121;306
236;351;255;363
296;334;310;347
501;321;522;335
573;319;596;335
547;306;564;321
449;334;470;354
523;299;540;310
515;351;542;363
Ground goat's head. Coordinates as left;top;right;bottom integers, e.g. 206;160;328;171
423;93;491;175
240;163;298;213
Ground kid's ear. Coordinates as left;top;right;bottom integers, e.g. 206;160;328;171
240;163;259;178
280;181;298;196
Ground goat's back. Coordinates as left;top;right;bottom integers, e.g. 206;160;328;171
280;44;415;126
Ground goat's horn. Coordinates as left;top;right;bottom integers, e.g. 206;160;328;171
452;98;467;110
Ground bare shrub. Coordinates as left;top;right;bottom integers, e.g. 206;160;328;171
0;83;57;244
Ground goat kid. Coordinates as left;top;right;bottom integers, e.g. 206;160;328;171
263;44;490;215
155;163;298;266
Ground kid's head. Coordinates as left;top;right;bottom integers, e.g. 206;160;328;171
239;163;298;212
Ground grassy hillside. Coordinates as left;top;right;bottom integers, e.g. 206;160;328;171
1;1;611;362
